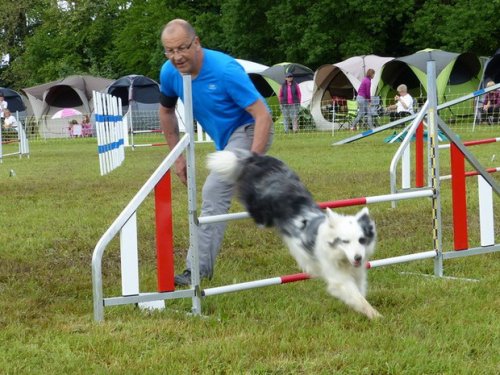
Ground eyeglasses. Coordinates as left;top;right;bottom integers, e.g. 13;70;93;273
164;36;196;58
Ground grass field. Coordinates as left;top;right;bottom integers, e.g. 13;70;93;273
0;127;499;374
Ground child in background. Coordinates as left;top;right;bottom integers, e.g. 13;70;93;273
81;115;92;137
68;119;82;137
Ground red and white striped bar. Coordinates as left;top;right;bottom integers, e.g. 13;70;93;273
202;250;439;297
132;142;168;148
366;250;436;268
202;273;310;297
439;167;500;181
318;189;433;209
412;136;499;189
199;189;434;225
438;137;500;150
132;129;163;134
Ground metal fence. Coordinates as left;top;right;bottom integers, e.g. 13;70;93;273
11;90;498;142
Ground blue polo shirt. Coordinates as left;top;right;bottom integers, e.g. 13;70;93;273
160;48;268;150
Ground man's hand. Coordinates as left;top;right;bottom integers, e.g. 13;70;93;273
174;155;188;185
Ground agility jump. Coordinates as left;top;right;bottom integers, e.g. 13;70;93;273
92;64;499;321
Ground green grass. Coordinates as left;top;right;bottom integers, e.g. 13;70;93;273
0;127;499;374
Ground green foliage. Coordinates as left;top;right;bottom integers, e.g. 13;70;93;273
403;0;500;53
0;0;499;89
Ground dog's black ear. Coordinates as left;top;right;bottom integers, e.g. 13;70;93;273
356;206;370;219
357;210;375;241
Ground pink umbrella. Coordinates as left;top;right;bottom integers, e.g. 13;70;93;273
51;108;83;119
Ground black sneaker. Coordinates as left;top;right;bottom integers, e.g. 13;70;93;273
174;269;192;286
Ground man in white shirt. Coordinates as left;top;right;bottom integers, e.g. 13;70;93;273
3;109;18;132
0;94;8;123
386;84;414;122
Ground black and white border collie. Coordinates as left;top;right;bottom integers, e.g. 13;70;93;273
207;150;381;319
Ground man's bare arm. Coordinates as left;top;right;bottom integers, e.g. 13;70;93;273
245;99;273;154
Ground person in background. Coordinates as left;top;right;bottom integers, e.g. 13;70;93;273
279;72;302;133
482;81;500;125
2;109;18;140
0;93;8;125
81;114;92;137
69;119;82;137
159;19;274;286
385;84;414;122
350;69;375;130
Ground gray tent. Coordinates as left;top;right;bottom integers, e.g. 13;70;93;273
0;87;29;123
22;75;113;138
480;49;500;87
377;49;482;104
0;87;26;114
106;74;161;134
106;74;160;113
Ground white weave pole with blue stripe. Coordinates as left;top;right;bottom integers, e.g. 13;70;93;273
93;91;125;175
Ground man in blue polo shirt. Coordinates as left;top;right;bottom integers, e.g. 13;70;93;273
159;19;274;286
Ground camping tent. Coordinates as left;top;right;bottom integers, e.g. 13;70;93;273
473;50;500;126
236;59;274;98
106;74;160;113
377;49;482;106
259;62;315;109
261;62;314;85
23;75;113;138
106;75;161;139
0;87;27;119
480;49;500;86
257;62;315;127
310;55;394;130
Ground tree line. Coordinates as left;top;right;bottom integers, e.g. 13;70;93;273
1;0;498;91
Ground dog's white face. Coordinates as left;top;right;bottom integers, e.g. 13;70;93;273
317;207;376;268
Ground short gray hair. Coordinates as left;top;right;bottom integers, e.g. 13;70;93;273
397;84;407;92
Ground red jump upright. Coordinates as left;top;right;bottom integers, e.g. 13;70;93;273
155;171;175;292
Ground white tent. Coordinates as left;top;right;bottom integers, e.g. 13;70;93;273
236;58;269;74
23;75;113;138
310;55;394;130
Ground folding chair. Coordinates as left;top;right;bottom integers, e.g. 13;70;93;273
343;99;358;129
369;96;382;127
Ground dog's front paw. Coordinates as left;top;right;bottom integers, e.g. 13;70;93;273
365;306;383;320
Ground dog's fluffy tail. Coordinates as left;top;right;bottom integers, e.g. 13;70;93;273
206;149;251;182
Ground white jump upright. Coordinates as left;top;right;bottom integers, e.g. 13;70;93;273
93;91;125;175
0;114;30;163
92;63;499;322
